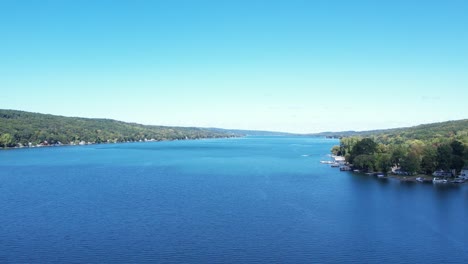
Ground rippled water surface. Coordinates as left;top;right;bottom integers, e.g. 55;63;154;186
1;137;467;263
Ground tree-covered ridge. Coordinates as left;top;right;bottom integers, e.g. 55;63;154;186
331;120;468;175
0;109;238;148
315;119;468;143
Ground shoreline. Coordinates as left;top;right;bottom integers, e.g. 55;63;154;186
0;135;241;151
323;155;467;184
346;169;466;184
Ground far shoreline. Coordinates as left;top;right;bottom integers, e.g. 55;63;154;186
0;135;242;151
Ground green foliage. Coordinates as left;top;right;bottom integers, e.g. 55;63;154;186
353;154;376;172
335;120;468;175
331;145;341;155
451;155;465;173
0;109;237;148
451;140;464;156
421;146;437;174
375;153;392;173
315;119;468;144
436;144;453;171
390;145;407;167
400;151;421;175
339;137;360;157
464;148;468;162
349;138;377;163
0;133;14;148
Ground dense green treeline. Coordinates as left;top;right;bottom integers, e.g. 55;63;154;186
0;110;237;148
318;119;468;142
331;119;468;175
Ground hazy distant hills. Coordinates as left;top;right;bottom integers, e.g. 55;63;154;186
207;128;297;136
0;109;238;147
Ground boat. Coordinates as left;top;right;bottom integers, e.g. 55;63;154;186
416;177;424;182
377;173;385;178
353;169;360;173
433;177;448;184
331;163;340;167
332;156;346;162
340;166;352;171
451;178;465;184
320;161;334;164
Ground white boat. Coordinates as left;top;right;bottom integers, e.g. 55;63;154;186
416;177;424;182
340;166;352;171
320;161;334;164
377;174;385;178
333;156;346;162
451;178;465;184
433;177;448;184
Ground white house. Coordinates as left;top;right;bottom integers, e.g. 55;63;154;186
460;167;468;180
432;170;452;177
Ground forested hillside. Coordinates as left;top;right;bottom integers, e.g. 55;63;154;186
316;119;468;143
0;110;237;148
330;119;468;175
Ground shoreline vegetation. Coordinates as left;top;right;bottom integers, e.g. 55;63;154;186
323;155;467;184
326;119;468;181
0;136;238;151
0;109;241;149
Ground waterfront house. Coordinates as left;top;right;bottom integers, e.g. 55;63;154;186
461;167;468;180
393;169;410;176
433;170;453;177
332;156;347;166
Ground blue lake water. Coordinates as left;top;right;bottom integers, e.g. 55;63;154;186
1;136;467;263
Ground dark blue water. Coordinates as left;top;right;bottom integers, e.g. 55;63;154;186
1;136;467;263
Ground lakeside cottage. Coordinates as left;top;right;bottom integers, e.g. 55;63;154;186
461;167;468;180
432;170;453;177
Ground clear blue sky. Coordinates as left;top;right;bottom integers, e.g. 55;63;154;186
1;0;467;133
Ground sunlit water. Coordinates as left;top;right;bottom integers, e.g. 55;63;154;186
1;136;467;263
